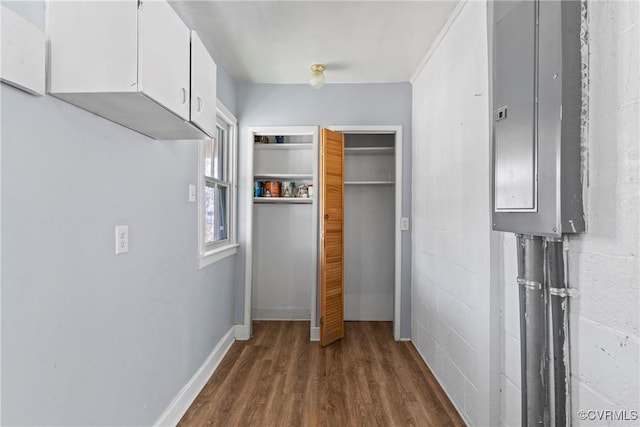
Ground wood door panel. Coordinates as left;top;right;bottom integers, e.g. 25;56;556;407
320;128;345;347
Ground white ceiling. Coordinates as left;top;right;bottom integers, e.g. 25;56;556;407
170;1;459;85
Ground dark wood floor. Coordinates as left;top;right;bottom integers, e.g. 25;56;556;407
179;321;465;427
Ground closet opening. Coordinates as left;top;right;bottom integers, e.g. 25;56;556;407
329;126;403;341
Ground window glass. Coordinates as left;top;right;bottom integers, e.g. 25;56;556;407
205;183;216;244
204;139;213;178
217;185;228;241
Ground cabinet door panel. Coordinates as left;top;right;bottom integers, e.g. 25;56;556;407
48;1;137;94
191;31;217;137
494;0;537;211
139;0;190;120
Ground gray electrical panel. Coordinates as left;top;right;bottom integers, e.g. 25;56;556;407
492;0;585;237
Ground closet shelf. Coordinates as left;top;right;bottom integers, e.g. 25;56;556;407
344;180;395;185
344;147;394;155
254;197;313;204
254;173;313;180
254;143;313;150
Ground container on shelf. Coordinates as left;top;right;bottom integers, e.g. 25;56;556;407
254;181;264;197
265;181;281;197
281;181;294;197
296;184;309;198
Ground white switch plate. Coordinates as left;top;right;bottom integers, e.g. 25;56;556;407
115;225;128;254
400;217;410;231
189;184;196;202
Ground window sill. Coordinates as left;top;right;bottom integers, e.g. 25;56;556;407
199;243;239;269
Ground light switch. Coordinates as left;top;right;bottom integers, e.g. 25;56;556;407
400;217;410;231
189;184;196;202
115;225;128;255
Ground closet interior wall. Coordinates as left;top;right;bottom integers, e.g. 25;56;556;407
344;134;395;321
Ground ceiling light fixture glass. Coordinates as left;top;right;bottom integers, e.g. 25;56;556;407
309;64;326;89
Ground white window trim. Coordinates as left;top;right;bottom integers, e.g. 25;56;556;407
198;99;238;269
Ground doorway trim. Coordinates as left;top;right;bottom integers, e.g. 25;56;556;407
242;125;404;342
330;125;403;341
242;126;319;341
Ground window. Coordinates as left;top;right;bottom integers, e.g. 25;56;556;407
199;101;238;268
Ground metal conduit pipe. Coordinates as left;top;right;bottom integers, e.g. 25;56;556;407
546;237;572;427
517;234;549;427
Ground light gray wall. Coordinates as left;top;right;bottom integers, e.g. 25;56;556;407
1;1;44;29
1;3;240;425
216;64;237;115
236;83;413;338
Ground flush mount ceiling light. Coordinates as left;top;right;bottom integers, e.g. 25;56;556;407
309;64;326;89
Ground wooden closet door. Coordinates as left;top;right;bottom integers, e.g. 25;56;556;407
320;128;345;346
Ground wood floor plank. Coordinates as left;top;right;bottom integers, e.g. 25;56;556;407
178;321;466;427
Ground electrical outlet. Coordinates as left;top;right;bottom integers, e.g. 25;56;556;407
400;217;410;231
189;184;196;202
115;225;128;255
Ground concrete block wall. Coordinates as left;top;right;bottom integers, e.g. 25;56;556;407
567;1;640;424
499;2;640;424
498;232;521;426
411;2;498;426
497;2;640;425
412;1;638;426
495;1;640;425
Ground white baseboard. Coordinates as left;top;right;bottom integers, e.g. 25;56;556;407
310;326;320;341
234;324;251;341
154;326;236;427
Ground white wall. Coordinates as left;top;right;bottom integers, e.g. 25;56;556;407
1;3;241;425
412;1;639;426
411;2;498;426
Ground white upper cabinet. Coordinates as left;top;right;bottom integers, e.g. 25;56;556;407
138;1;191;122
48;1;217;140
190;31;218;138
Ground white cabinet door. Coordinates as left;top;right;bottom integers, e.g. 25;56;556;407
190;31;217;137
138;0;191;121
48;1;138;94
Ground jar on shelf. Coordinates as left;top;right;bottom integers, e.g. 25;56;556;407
281;181;294;198
265;181;281;197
